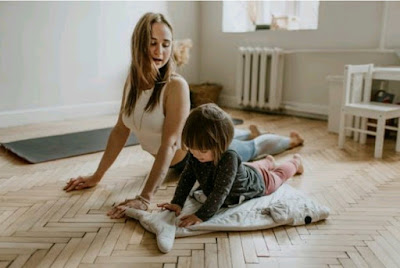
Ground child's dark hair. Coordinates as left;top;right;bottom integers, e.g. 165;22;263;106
182;103;234;165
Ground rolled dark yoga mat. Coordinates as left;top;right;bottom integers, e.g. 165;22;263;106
232;118;244;125
1;128;139;164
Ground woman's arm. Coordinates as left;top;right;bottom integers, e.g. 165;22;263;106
64;76;131;192
140;77;190;201
64;114;130;191
93;115;130;178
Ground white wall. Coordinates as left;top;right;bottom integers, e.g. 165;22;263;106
385;1;400;49
0;1;199;127
199;1;400;117
168;1;200;85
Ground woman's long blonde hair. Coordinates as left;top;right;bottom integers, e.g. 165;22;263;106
123;13;176;116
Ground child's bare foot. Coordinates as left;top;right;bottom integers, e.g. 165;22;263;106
265;155;276;170
289;131;304;148
293;154;304;175
249;125;262;139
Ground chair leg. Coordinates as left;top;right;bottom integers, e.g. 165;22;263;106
360;117;368;144
374;117;386;158
396;118;400;152
345;115;353;137
338;111;346;149
353;116;360;142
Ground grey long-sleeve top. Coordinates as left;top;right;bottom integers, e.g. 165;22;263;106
171;150;265;221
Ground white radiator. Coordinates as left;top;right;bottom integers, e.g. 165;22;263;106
236;47;284;110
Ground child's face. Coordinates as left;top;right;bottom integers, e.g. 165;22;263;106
189;149;214;163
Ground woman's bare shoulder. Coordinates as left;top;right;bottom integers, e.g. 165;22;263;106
165;74;189;96
163;75;190;110
168;74;188;88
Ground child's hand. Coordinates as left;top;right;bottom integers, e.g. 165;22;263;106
157;203;182;216
179;214;203;227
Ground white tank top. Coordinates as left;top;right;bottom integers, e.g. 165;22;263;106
122;85;167;155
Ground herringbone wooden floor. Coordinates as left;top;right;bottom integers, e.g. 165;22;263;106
1;108;400;268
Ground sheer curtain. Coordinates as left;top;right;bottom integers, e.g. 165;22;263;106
222;0;319;32
222;1;254;33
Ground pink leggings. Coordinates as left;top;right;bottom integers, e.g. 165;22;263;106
245;158;299;195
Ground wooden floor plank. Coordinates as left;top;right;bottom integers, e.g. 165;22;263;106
64;233;97;268
205;243;218;268
98;223;125;256
37;243;67;268
355;246;385;268
21;249;47;268
240;232;258;263
365;240;398;268
51;238;82;268
177;256;191;268
217;237;232;268
8;253;31;268
191;249;205;268
251;231;269;257
81;227;111;264
228;233;245;268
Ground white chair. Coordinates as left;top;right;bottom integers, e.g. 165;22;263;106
338;64;400;158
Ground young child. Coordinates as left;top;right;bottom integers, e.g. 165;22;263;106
158;103;303;227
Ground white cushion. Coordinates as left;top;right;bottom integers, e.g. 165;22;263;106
125;184;329;253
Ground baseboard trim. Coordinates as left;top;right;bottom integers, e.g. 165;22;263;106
218;94;328;118
218;95;241;109
0;101;120;128
282;101;328;116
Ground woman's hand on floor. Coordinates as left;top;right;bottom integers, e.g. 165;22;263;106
157;203;182;216
179;214;203;227
63;175;100;192
107;205;128;219
107;198;149;219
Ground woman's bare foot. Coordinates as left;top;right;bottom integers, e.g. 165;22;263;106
249;125;262;139
289;131;304;148
265;155;276;170
293;154;304;175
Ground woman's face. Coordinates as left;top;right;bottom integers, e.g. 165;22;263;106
149;22;172;69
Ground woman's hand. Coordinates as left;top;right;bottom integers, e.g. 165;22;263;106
107;205;128;219
179;214;203;227
157;203;182;216
63;175;100;192
107;198;149;219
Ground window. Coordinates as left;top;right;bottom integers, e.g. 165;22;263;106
223;1;320;33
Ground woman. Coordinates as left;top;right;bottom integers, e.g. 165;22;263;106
64;13;303;218
64;12;189;213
